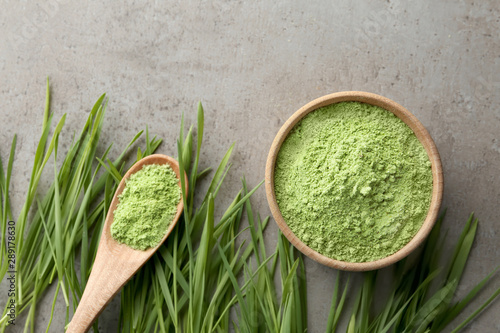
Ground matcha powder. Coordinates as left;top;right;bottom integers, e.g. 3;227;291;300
111;164;181;250
274;102;433;262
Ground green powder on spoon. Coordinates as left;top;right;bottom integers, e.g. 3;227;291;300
274;102;433;263
111;164;181;250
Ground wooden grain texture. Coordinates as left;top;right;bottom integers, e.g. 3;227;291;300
66;154;187;333
265;91;444;272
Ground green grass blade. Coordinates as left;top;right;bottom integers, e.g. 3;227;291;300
154;256;177;330
432;266;500;331
404;280;457;333
80;210;89;289
359;272;376;332
145;125;151;155
42;78;50;130
96;157;122;184
326;273;349;333
53;149;64;285
450;284;500;333
202;143;234;203
447;218;478;285
44;282;60;333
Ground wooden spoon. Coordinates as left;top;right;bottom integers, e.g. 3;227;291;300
67;154;187;333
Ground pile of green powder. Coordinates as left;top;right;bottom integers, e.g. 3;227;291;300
274;102;433;262
111;164;181;250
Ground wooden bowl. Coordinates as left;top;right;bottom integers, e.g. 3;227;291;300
265;91;444;271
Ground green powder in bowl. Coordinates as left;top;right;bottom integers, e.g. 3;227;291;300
111;164;181;250
273;101;433;263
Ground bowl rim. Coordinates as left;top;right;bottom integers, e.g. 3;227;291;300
265;91;444;271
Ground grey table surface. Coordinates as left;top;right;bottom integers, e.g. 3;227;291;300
1;1;499;332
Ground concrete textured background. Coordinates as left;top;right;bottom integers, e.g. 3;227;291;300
1;0;499;332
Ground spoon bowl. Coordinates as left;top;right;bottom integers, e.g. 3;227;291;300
67;154;187;333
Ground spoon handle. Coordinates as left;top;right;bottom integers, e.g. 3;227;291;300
66;247;141;333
